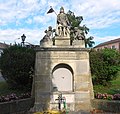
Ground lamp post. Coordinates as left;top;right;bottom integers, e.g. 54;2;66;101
21;34;26;46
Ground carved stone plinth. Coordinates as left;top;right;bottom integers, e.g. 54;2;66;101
40;40;53;47
72;40;85;48
55;37;70;46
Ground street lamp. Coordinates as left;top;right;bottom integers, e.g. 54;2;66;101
21;34;26;46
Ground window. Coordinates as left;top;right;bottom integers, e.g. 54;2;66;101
112;45;116;49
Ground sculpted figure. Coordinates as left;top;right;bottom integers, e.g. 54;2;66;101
74;27;84;40
57;7;70;27
57;7;70;37
42;26;53;42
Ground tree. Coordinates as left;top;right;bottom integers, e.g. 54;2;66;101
67;10;83;28
67;10;95;47
85;36;95;48
90;48;120;85
0;45;35;90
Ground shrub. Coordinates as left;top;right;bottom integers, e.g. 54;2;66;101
90;48;120;85
0;45;35;90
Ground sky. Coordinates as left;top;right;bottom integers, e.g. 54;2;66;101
0;0;120;46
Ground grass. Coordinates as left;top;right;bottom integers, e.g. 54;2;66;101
93;71;120;94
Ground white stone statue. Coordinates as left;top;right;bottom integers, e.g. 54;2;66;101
40;26;54;47
56;7;70;37
74;27;85;40
41;26;53;42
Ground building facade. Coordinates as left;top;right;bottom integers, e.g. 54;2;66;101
94;38;120;52
0;42;9;56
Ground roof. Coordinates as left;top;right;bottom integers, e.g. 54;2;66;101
0;42;9;49
94;38;120;48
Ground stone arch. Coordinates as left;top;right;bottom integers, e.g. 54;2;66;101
52;63;74;92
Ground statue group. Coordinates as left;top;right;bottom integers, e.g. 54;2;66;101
40;7;84;44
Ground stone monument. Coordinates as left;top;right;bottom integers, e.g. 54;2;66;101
32;7;94;112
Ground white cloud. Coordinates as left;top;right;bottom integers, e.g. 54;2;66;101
0;0;120;45
26;18;32;24
33;16;48;24
0;0;120;28
70;0;120;29
41;0;47;5
0;0;43;25
0;28;45;45
92;34;120;46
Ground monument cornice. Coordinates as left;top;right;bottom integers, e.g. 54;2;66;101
35;47;91;52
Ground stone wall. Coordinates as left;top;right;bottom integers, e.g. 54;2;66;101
91;99;120;113
0;98;34;114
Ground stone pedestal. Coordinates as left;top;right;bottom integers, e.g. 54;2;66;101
40;40;53;47
72;40;85;48
33;47;94;112
55;37;70;46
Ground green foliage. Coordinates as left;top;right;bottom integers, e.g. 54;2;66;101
90;48;120;85
0;45;35;90
85;36;95;48
0;81;28;96
67;10;83;28
67;10;95;47
94;72;120;94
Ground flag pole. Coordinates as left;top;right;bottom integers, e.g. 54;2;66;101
54;10;57;16
53;8;57;16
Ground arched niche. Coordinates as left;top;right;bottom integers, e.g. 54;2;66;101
52;63;74;92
